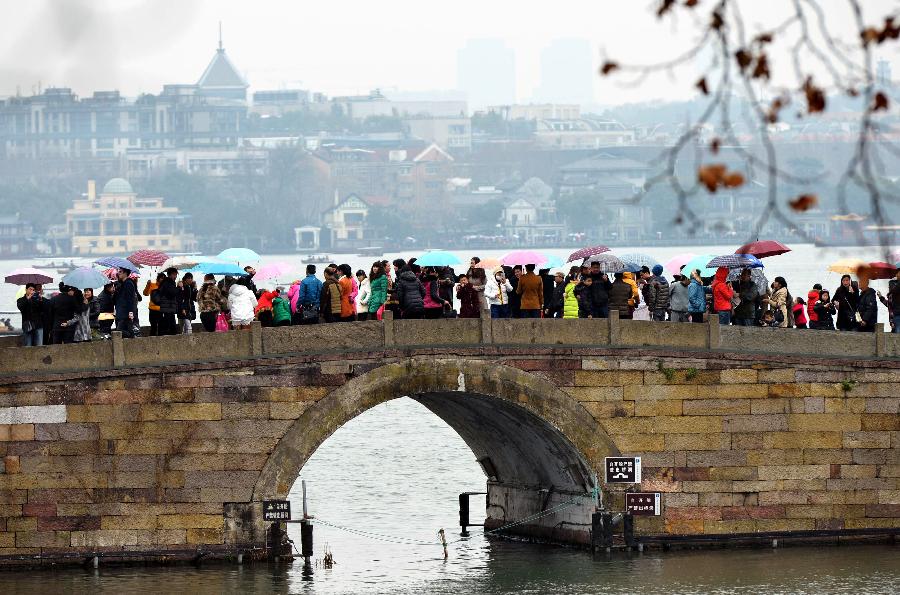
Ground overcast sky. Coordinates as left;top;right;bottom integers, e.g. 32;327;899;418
0;0;896;106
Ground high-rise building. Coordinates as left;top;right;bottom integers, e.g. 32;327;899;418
533;38;594;106
457;39;516;111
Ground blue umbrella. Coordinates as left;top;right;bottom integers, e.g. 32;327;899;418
94;256;139;271
682;254;719;278
541;254;565;269
186;262;248;276
415;250;462;267
620;260;644;273
62;267;113;289
707;254;764;269
217;248;260;263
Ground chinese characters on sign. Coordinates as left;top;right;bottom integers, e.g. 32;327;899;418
625;492;661;516
263;500;292;521
604;456;642;484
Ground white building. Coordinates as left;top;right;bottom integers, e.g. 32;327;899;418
404;116;472;150
321;193;372;249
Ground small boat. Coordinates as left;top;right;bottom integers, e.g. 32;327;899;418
303;254;332;264
357;246;384;257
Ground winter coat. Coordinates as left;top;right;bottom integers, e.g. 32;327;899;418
368;275;388;314
485;274;513;307
50;292;82;330
563;281;580;319
356;278;371;315
768;286;790;328
643;275;670;311
144;281;160;312
688;279;707;314
288;282;301;314
114;278;138;321
299;275;323;306
73;304;92;342
551;281;567;312
17;295;45;331
814;300;836;330
711;268;734;313
396;270;425;312
177;284;198;320
832;285;859;330
793;303;808;326
622;272;640;300
516;272;544;310
456;283;481;318
272;296;292;325
589;273;612;307
574;283;593;317
423;279;442;310
256;290;278;316
339;277;355;318
669;280;690;313
321;279;342;315
467;267;488;310
197;282;225;313
156;277;179;314
732;280;758;320
98;289;116;315
227;284;257;324
608;280;635;317
857;287;878;328
807;290;820;325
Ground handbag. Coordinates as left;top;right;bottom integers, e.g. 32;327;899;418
376;304;386;321
215;312;229;332
301;303;319;323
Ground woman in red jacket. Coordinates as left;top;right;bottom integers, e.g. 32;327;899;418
711;267;735;325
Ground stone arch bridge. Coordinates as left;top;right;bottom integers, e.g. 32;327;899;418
0;315;898;564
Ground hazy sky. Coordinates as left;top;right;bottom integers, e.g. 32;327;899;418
0;0;896;106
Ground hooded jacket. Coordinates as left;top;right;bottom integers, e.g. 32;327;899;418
711;268;734;313
368;275;388;314
669;279;690;313
622;272;640;300
807;290;820;325
857;287;878;328
197;282;225;313
643;275;670;311
288;281;301;314
485;271;513;307
814;299;836;330
396;270;425;312
563;281;580;319
228;283;258;323
456;283;481;318
732;279;758;320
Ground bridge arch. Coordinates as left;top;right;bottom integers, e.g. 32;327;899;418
253;357;619;531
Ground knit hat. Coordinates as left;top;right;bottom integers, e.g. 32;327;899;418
652;264;664;276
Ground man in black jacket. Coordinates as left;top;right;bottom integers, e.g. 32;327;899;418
396;266;425;319
17;284;45;346
177;272;198;335
157;267;180;335
114;268;138;338
588;261;612;318
856;284;878;332
50;285;81;344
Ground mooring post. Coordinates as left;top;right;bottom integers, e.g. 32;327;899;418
301;479;312;567
459;493;470;536
591;511;603;552
623;512;635;548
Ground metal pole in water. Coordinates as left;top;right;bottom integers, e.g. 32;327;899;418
302;480;308;519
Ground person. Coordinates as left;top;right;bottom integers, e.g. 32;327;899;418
547;271;566;318
763;276;792;328
456;274;481;319
255;288;278;327
832;274;859;331
17;284;45;346
466;257;487;313
73;288;95;342
516;264;544;318
287;279;302;325
320;267;342;323
761;310;778;327
814;290;836;330
687;269;707;323
51;285;82;344
97;283;116;338
298;265;324;325
562;275;580;319
731;269;759;326
622;271;640;304
608;272;635;319
243;266;258;296
485;267;513;319
355;270;371;321
711;267;734;325
644;264;671;321
575;275;594;318
587;262;612;319
856;281;878;332
38;284;55;345
792;296;808;329
114;268;138;338
272;288;292;327
423;268;449;319
669;274;691;322
396;266;426;319
438;266;456;306
539;268;556;317
337;264;356;322
368;262;389;319
144;273;164;336
156;267;180;336
197;274;226;332
882;268;900;333
177;272;198;335
807;284;822;330
508;265;522;318
228;277;257;330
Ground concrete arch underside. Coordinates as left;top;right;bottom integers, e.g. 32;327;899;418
252;357;620;544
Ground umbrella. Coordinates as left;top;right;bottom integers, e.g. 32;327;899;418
255;262;293;281
618;252;660;269
186;262;248;276
707;254;765;269
5;267;54;285
101;268;138;282
162;256;202;270
619;261;643;273
727;267;770;295
736;240;791;258
501;250;548;266
217;248;260;263
890;250;900;266
416;250;462;267
471;257;503;270
584;253;626;274
94;256;139;271
567;245;611;263
682;254;719;278
63;267;113;289
860;261;898;280
827;258;867;275
664;253;696;275
128;249;169;267
540;254;565;269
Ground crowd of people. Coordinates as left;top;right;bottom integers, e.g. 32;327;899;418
14;256;900;347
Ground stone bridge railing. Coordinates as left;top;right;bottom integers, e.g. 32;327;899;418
1;313;898;379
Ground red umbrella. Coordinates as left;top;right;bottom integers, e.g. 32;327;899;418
861;261;898;280
567;245;611;263
128;249;170;267
735;240;791;258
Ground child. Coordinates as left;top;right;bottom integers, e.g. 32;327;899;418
761;310;778;327
575;276;594;318
456;274;481;319
792;296;808;329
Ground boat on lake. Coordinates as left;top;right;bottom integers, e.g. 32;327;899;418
302;254;332;264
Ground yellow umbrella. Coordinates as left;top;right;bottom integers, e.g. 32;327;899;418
827;258;867;275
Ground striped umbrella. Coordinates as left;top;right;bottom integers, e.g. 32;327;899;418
101;268;139;281
128;249;169;267
707;254;765;269
567;245;611;263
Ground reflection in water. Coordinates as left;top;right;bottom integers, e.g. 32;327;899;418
0;399;897;594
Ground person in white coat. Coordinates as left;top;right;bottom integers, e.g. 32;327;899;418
228;278;258;330
355;270;371;321
484;267;513;319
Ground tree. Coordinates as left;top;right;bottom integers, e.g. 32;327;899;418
556;192;611;234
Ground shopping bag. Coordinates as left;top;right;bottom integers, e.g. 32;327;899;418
215;312;229;332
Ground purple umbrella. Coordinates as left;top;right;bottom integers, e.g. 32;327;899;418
707;254;765;269
5;267;54;285
567;245;611;264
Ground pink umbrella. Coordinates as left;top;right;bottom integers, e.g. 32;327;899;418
102;268;139;281
664;253;696;275
128;249;170;267
5;267;54;285
501;250;548;266
255;262;293;282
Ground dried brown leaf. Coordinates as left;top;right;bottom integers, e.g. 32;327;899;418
684;0;699;6
657;0;676;17
789;194;818;212
696;77;709;95
723;172;745;188
698;164;727;193
803;77;826;114
751;54;770;80
600;61;619;76
873;91;889;111
735;49;752;71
